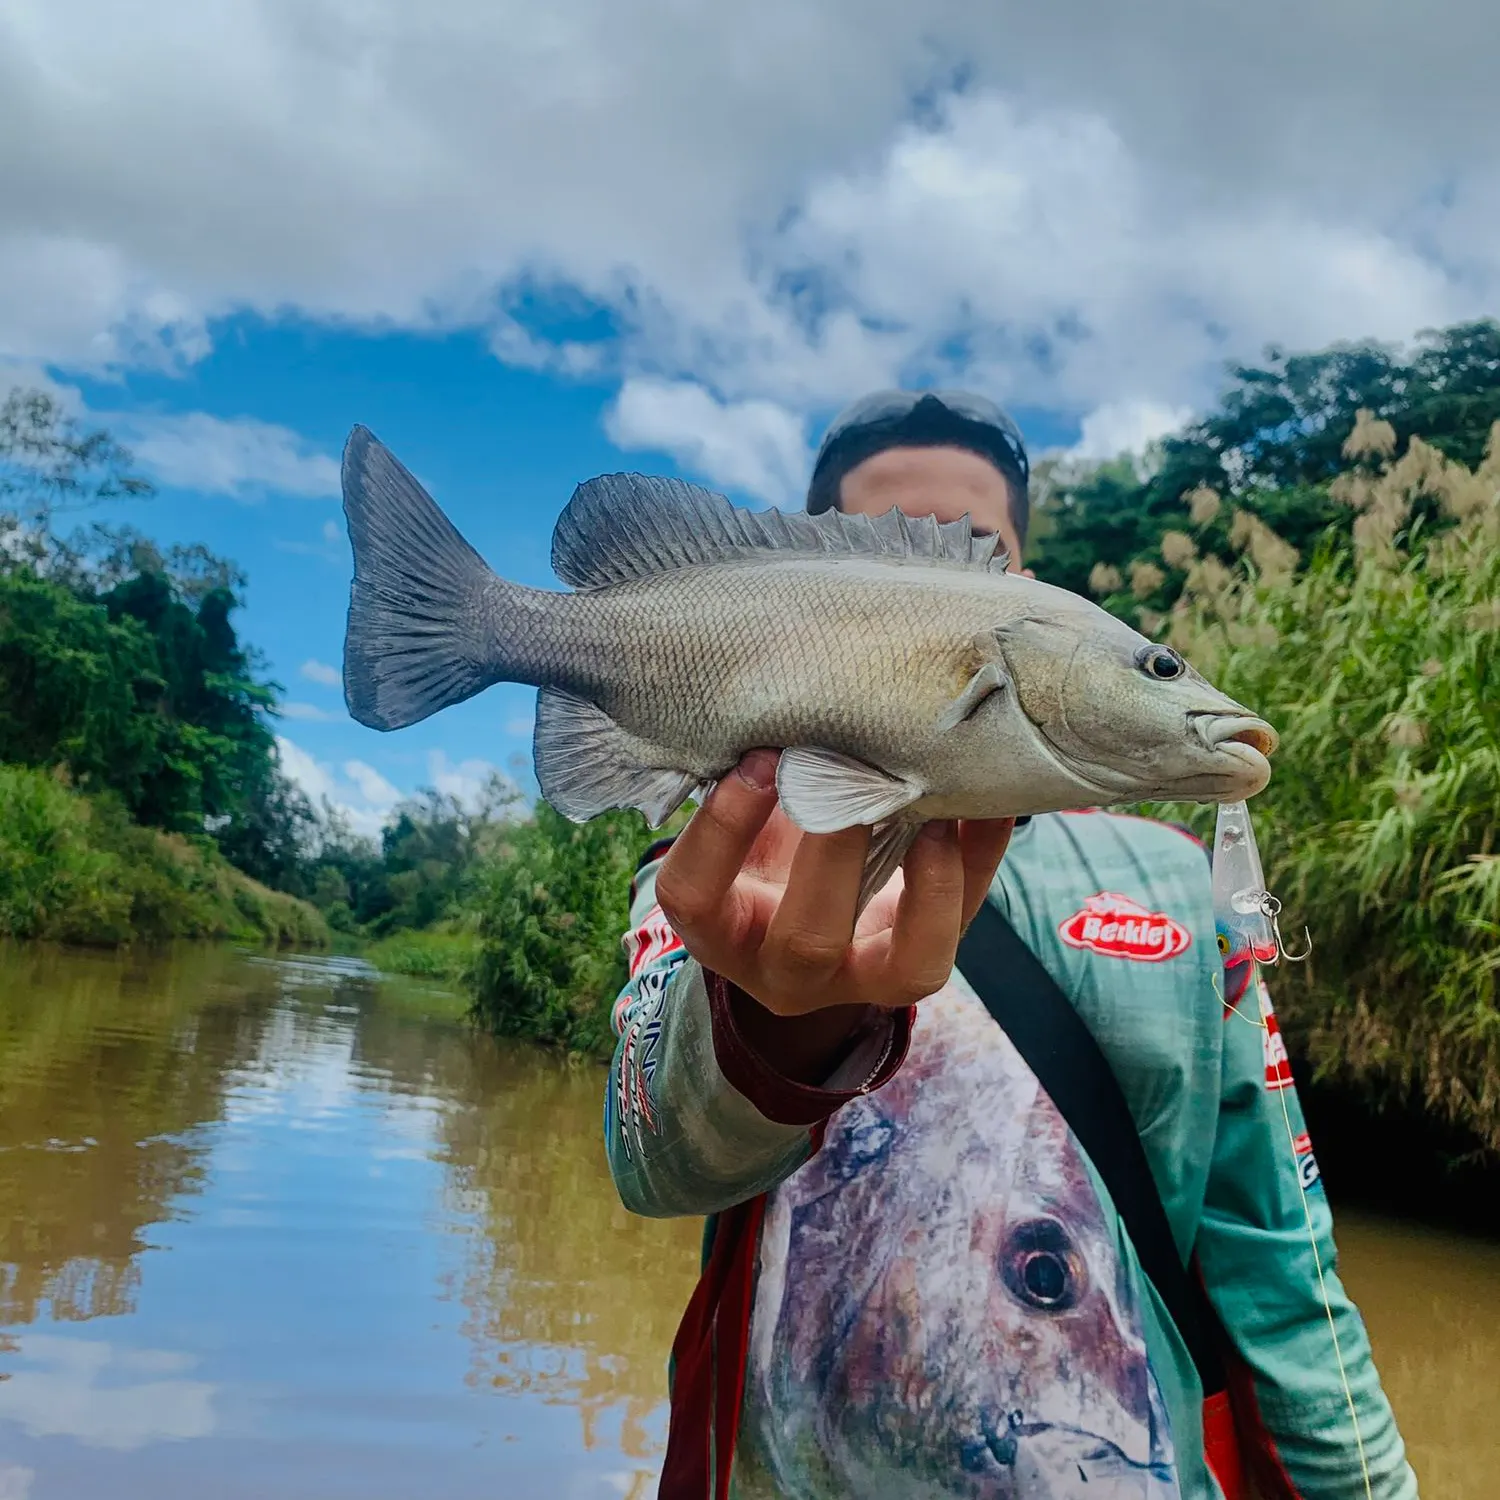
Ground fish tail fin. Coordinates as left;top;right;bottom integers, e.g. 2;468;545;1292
341;424;511;731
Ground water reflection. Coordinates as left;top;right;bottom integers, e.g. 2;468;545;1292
0;1336;217;1449
0;943;700;1498
0;945;275;1325
435;1045;702;1460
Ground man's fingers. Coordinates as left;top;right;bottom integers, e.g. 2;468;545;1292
654;749;779;941
878;820;967;1003
762;823;872;986
957;817;1016;926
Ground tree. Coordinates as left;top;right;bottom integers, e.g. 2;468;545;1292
0;386;153;531
1028;319;1500;626
0;383;314;886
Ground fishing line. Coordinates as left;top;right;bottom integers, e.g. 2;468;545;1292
1212;979;1374;1497
1210;799;1373;1497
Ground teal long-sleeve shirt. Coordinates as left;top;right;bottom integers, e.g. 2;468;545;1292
605;808;1418;1500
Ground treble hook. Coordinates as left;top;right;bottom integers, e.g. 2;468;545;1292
1260;893;1312;963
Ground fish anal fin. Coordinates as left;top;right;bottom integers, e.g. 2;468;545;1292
857;820;924;915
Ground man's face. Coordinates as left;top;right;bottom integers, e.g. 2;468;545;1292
835;444;1030;576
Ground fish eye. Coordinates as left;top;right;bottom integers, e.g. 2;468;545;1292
1001;1218;1081;1313
1135;644;1186;682
1217;933;1231;956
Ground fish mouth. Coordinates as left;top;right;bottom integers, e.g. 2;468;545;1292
965;1415;1175;1492
1191;712;1279;761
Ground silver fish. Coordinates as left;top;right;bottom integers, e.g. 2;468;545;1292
340;426;1277;905
735;983;1178;1499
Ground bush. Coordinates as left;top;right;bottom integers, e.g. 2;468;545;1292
465;803;661;1057
1139;416;1500;1152
364;925;480;982
0;763;328;948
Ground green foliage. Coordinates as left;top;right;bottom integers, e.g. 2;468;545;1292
293;777;520;937
0;384;317;888
466;803;664;1057
1137;423;1500;1152
364;925;481;982
1030;318;1500;626
0;764;327;948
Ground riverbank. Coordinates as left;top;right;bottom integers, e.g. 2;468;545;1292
362;925;479;982
0;764;327;949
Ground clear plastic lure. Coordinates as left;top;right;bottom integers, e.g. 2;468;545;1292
1211;800;1307;1005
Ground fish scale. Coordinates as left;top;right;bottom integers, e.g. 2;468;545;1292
339;426;1278;908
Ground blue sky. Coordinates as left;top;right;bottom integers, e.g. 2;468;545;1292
64;317;650;831
7;0;1496;835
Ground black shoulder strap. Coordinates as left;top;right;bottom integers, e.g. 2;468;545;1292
956;899;1227;1396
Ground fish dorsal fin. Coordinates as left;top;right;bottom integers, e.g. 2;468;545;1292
551;473;1008;589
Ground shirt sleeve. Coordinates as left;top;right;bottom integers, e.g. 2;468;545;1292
1195;973;1421;1499
603;849;913;1219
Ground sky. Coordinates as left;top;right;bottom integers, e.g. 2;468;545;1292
5;0;1498;838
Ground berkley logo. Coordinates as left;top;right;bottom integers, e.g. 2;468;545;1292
1058;892;1192;962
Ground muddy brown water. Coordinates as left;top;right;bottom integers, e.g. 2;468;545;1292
0;945;1492;1498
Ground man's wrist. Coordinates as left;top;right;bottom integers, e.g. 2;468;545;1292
703;969;912;1126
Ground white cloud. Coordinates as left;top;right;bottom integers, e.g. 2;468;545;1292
275;739;515;837
300;658;341;687
4;0;1498;466
275;736;392;839
343;760;401;809
1067;399;1197;463
0;1336;215;1451
504;715;535;738
117;410;340;498
278;700;337;722
0;1467;33;1500
427;749;513;812
605;379;807;505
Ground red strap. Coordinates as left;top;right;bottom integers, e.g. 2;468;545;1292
1203;1391;1246;1500
1220;1340;1306;1499
658;1193;766;1500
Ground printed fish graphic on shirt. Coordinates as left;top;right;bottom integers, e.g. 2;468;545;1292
733;985;1178;1500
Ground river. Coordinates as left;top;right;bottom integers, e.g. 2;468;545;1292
0;945;1492;1498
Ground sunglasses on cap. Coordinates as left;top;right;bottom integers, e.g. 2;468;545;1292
805;389;1031;524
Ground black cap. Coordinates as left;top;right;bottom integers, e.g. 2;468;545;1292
805;389;1030;543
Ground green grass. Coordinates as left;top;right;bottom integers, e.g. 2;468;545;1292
1136;420;1500;1152
0;763;328;948
363;926;479;982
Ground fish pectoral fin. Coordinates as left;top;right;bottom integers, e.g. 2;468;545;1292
775;747;924;835
533;687;700;829
934;659;1011;733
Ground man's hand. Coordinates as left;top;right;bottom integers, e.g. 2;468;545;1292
653;748;1013;1082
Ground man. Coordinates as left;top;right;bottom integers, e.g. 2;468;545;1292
604;390;1417;1499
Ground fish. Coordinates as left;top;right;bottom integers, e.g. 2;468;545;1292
339;425;1278;907
734;983;1178;1499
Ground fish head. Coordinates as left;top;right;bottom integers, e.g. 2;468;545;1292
745;993;1178;1498
987;596;1278;804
